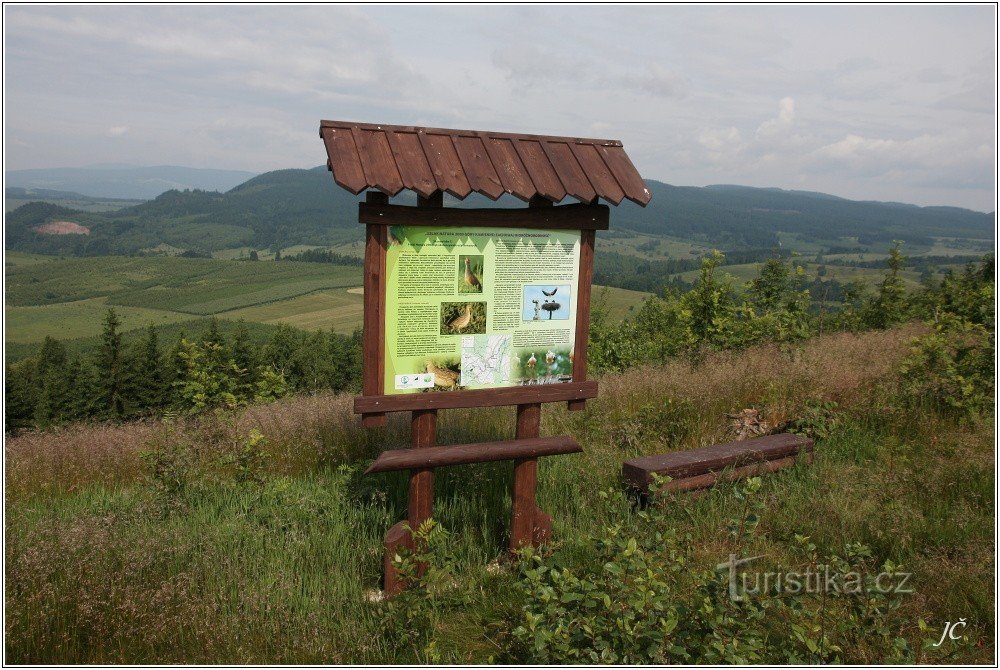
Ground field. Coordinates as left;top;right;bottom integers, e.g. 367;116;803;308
5;254;648;358
5;324;993;663
219;288;365;333
5;297;193;344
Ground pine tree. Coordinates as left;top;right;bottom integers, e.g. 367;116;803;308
864;241;908;329
96;308;127;418
133;324;166;412
5;360;37;433
681;251;735;348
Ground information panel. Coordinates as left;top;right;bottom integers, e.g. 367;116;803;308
384;225;580;394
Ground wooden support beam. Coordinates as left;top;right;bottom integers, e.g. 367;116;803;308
361;190;389;427
510;403;542;551
365;435;581;474
358;202;610;230
355;380;597;415
569;228;595;411
407;409;436;530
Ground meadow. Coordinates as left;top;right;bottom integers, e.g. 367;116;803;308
4;324;993;663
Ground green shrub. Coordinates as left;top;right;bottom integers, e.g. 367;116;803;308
899;315;994;419
511;479;932;664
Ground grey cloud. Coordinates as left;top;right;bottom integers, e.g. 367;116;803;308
4;5;995;210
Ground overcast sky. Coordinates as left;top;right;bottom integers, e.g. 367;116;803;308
4;5;997;210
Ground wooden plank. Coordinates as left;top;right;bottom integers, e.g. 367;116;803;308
662;454;808;494
365;435;581;474
407;409;436;531
568;228;596;411
321;127;367;194
384;130;438;199
541;141;597;204
621;434;814;492
355;380;598;414
513;139;566;202
361;195;388;427
453;135;504;200
418;132;472;198
510;404;541;550
358;202;609;230
479;136;535;202
352;127;405;196
570;142;626;205
596;144;651;206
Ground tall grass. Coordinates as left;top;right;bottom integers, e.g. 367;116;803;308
5;322;994;663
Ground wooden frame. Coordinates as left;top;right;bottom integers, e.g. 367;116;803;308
357;199;602;425
357;191;602;595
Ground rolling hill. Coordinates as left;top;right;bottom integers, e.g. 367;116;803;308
4;166;994;258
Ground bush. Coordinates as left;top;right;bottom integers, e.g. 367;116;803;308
511;479;931;664
899;315;994;419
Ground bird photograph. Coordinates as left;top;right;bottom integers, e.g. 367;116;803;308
458;254;484;293
515;347;572;384
439;301;487;335
522;284;571;321
423;358;461;390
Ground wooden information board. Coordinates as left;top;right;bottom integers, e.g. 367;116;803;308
319;120;649;594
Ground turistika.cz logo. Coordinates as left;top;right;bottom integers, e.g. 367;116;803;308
716;554;915;602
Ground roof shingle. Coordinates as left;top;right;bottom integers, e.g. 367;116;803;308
319;120;651;206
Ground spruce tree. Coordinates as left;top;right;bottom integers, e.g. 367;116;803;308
96;308;127;418
134;324;166;412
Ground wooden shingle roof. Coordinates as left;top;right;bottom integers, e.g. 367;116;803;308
319;120;651;207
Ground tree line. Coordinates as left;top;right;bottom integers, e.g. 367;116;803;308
5;316;361;433
589;244;994;382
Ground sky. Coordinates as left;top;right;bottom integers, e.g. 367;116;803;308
4;5;997;211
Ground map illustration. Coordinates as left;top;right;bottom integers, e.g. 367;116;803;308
460;335;513;387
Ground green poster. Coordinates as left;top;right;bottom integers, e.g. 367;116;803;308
384;225;581;394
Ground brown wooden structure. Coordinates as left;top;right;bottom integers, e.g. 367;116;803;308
622;433;814;495
320;120;650;595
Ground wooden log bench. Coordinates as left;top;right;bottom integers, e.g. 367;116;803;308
622;433;814;495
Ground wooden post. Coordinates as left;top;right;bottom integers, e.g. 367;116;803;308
408;409;437;532
568;227;595;411
362;190;389;427
410;190;443;536
510;403;543;551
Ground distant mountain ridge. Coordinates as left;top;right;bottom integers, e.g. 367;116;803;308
4;165;994;257
6;165;258;200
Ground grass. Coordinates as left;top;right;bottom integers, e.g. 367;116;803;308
218;288;365;333
5;324;994;663
4;255;363;351
592;285;650;320
4;297;192;344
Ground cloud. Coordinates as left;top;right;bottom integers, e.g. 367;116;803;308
756;97;796;138
3;5;995;209
620;64;689;98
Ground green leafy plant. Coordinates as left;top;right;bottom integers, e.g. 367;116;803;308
788;399;840;440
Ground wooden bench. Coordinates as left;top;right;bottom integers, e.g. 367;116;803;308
622;433;813;495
